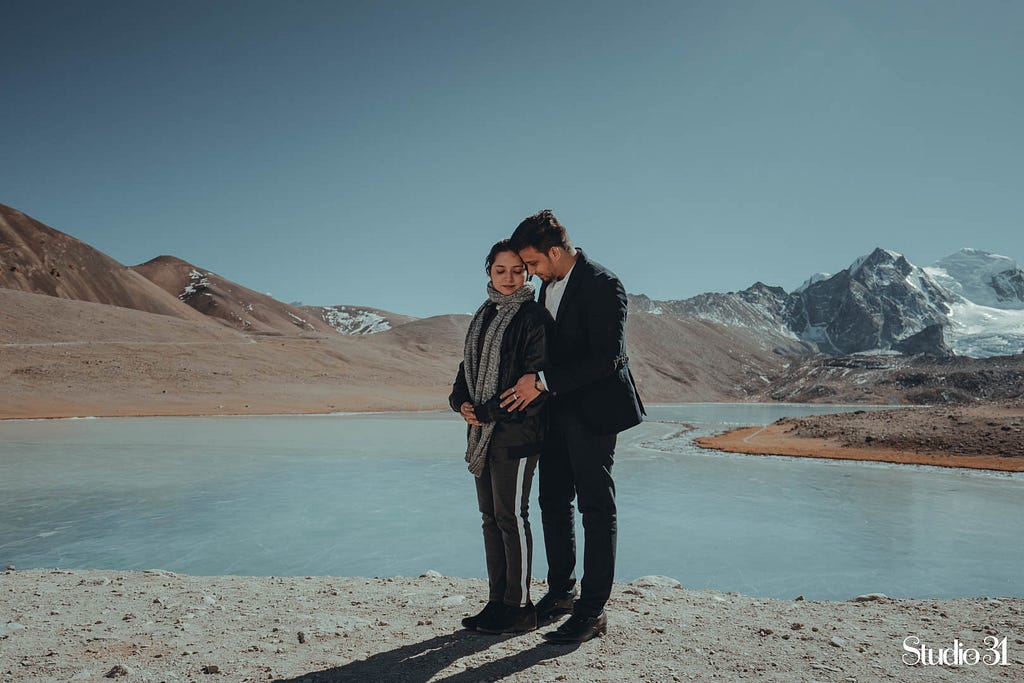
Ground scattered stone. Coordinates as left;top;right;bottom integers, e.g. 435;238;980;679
80;577;112;587
104;665;129;678
438;595;466;608
5;565;14;571
420;570;443;579
1;622;26;636
1;569;1022;681
852;593;888;602
630;576;682;589
143;569;178;577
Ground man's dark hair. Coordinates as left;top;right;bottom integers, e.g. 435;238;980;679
485;239;518;272
509;209;572;254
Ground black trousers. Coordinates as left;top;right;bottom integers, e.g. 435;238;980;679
538;407;617;617
475;454;539;607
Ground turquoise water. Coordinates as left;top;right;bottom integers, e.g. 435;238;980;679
1;404;1020;600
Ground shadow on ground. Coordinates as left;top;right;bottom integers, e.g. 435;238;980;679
274;630;578;683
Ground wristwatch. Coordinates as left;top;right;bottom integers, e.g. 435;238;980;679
534;373;547;393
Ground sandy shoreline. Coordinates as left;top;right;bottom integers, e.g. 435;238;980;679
695;423;1024;472
2;569;1021;682
696;401;1024;473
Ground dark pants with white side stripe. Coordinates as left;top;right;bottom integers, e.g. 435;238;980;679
475;453;539;608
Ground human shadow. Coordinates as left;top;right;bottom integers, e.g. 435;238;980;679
274;630;578;683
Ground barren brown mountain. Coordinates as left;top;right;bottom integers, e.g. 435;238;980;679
9;200;1020;423
626;312;792;402
0;204;206;322
0;287;460;419
133;255;336;336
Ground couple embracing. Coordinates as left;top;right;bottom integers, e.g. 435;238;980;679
449;209;645;644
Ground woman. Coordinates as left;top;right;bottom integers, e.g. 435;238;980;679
449;239;553;634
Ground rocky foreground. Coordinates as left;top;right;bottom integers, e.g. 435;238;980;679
1;570;1022;682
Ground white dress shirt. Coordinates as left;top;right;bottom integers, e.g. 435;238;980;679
537;259;576;393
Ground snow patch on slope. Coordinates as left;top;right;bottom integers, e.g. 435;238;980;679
926;249;1024;310
944;301;1024;357
180;270;211;300
321;306;392;335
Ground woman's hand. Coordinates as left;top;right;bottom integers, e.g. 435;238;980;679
460;402;484;426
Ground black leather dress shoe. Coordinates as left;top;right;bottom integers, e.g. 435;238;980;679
542;611;607;644
534;589;577;621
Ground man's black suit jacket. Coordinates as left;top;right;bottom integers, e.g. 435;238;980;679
539;248;645;435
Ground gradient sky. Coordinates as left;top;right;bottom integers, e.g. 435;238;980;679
3;1;1022;317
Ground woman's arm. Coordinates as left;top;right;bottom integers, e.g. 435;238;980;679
448;361;471;412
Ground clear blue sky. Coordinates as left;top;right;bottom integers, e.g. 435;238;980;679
3;1;1022;317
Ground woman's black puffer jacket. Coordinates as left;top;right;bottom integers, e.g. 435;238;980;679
449;300;554;459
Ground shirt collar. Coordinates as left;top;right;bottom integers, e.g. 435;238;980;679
554;260;576;285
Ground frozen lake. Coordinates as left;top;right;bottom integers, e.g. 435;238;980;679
1;404;1021;600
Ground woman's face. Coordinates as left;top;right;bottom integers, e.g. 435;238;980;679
489;250;527;296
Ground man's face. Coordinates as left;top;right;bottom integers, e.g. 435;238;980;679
517;246;557;282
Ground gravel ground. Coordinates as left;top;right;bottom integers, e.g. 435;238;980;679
2;569;1022;682
781;400;1024;457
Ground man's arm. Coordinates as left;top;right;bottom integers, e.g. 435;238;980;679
502;274;626;410
481;313;549;420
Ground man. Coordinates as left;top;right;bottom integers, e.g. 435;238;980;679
500;209;645;644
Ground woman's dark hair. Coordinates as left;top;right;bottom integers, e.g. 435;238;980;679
485;239;519;272
509;209;572;254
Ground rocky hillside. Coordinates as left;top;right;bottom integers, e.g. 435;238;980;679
638;247;1024;358
761;353;1024;404
0;204;206;322
133;255;335;336
4;201;1023;415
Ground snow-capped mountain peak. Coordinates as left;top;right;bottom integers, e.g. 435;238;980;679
795;272;831;293
783;247;954;355
848;247;905;276
924;248;1024;310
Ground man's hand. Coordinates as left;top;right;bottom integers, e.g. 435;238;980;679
500;374;542;412
460;402;483;426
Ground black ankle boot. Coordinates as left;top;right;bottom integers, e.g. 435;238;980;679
477;602;537;634
461;601;502;631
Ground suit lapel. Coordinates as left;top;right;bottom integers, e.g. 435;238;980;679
554;249;588;323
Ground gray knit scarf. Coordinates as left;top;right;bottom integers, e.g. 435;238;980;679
463;281;536;476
